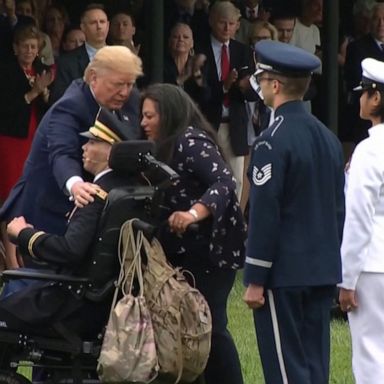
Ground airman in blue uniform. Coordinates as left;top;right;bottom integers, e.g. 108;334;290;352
243;40;345;384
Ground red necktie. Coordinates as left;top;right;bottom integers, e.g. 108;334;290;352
221;44;230;107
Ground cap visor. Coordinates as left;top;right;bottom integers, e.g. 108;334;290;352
79;131;93;139
353;85;363;91
79;131;103;141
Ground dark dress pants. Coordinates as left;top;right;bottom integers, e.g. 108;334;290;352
253;285;335;384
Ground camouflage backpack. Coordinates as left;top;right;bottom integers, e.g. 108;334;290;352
141;235;212;383
97;221;159;383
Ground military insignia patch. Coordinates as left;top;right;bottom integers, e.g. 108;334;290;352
252;164;272;186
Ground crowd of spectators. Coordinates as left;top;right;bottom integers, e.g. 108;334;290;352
0;0;380;242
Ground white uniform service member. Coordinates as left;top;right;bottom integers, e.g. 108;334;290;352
339;58;384;384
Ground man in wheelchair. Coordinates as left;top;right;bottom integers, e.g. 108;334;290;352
0;109;163;382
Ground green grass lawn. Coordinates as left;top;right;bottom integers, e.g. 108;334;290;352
228;273;353;384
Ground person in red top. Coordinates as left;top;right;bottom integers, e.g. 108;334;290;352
0;24;53;267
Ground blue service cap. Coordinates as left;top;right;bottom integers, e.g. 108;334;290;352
254;40;321;78
353;58;384;91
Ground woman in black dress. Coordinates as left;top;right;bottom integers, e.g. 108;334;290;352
141;83;246;384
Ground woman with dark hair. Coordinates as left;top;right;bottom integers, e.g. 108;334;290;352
141;83;246;384
339;58;384;383
42;3;69;58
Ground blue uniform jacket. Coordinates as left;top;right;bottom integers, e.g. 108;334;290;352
0;79;140;235
244;101;345;288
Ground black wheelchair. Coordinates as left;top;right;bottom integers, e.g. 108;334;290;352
0;141;178;384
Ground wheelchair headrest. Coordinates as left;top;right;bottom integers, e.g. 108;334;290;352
109;140;179;188
109;140;156;174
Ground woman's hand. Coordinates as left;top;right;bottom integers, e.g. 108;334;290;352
168;210;197;234
168;203;210;234
33;69;54;94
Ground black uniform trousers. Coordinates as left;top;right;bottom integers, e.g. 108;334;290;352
253;285;335;384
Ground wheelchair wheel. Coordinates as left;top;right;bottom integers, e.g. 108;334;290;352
0;372;31;384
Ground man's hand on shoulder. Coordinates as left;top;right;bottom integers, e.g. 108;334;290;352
71;181;98;208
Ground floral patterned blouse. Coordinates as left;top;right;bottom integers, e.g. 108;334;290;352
159;126;246;270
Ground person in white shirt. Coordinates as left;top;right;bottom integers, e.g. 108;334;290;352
339;57;384;384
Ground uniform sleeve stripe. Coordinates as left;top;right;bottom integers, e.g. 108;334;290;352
245;257;273;268
28;231;45;258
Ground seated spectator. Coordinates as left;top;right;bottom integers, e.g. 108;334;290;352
61;25;85;52
15;0;54;65
164;22;208;103
0;108;135;337
108;10;140;55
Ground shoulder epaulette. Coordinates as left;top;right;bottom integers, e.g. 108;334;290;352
95;187;108;201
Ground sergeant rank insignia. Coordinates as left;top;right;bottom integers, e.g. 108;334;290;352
252;164;272;186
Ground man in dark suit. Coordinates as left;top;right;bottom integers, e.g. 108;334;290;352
243;41;345;384
0;108;136;336
0;45;143;268
344;2;384;143
49;3;109;103
196;1;256;203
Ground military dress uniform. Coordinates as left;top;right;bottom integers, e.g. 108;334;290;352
0;109;135;337
340;58;384;384
244;41;345;384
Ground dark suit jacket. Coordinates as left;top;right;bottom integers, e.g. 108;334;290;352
344;34;384;92
196;38;256;156
0;79;140;236
0;171;130;330
50;44;90;103
0;57;51;137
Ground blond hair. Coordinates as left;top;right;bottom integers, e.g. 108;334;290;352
210;1;241;21
249;20;278;44
84;45;143;82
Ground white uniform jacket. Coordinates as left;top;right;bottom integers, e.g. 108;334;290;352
340;124;384;289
